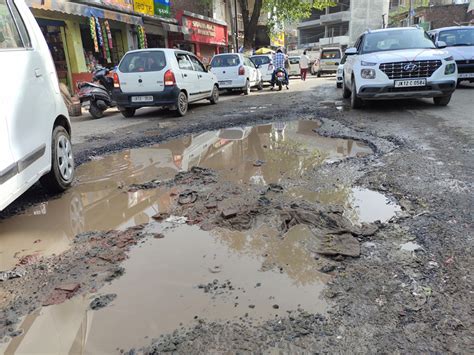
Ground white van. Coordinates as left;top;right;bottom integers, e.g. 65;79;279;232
1;0;74;211
312;47;342;76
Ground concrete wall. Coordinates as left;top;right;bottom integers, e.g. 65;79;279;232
349;0;390;43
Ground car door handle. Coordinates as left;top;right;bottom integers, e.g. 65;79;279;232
198;74;203;79
183;73;188;78
34;69;42;78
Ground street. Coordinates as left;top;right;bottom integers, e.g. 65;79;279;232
1;76;473;353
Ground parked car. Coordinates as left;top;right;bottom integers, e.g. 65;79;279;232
336;54;348;88
312;47;342;77
250;54;274;84
343;27;457;109
428;26;474;84
287;56;301;77
1;0;74;212
209;53;263;94
112;49;219;117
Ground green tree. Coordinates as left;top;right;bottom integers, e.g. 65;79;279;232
238;0;336;49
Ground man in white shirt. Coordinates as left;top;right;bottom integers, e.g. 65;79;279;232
299;50;310;81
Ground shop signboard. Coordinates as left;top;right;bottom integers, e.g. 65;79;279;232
134;0;154;16
154;0;170;17
271;32;285;48
182;16;227;46
102;0;133;12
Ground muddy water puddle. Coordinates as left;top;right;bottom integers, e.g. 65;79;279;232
0;120;400;352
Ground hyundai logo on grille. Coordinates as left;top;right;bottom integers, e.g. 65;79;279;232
403;63;418;72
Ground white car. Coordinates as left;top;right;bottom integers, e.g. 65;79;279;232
250;54;274;83
336;54;348;88
1;0;74;212
288;56;301;77
209;53;263;94
113;48;219;117
428;26;474;84
343;27;457;109
313;47;342;77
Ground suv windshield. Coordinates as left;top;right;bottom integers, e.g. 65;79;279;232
361;30;436;54
321;50;341;59
210;54;240;67
251;56;271;66
119;51;166;73
438;28;474;47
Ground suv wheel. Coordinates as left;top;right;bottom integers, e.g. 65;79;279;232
176;91;188;116
342;77;351;99
120;108;136;118
433;94;451;106
40;125;74;192
209;85;219;104
350;79;363;109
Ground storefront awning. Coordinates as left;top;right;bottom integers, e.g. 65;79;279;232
161;22;188;34
25;0;143;25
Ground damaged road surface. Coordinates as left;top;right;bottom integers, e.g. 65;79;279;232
1;107;472;354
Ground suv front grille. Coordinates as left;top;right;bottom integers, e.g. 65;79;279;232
379;60;442;79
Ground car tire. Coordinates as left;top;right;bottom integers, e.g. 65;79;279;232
317;71;321;77
242;80;250;95
342;78;351;99
89;102;104;119
336;82;342;88
120;108;136;118
176;91;188;116
209;85;219;104
40;125;74;193
257;80;264;91
350;78;363;109
433;94;451;106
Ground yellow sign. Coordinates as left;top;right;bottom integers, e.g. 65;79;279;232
271;32;285;48
134;0;154;16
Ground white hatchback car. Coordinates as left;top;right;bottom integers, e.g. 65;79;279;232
343;27;457;109
1;0;74;212
113;49;219;117
250;54;274;83
209;53;263;95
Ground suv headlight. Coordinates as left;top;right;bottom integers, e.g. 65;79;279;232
361;68;376;79
445;63;456;75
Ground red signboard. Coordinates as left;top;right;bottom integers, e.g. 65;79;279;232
181;15;227;46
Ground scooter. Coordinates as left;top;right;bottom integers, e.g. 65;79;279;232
273;68;289;91
77;67;115;119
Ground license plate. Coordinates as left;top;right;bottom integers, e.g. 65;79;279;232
131;96;153;103
219;80;231;85
394;79;426;88
458;73;474;78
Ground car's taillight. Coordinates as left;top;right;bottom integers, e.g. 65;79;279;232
164;70;176;86
268;64;274;71
113;73;120;88
238;66;245;76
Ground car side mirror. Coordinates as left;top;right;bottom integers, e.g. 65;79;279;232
345;47;358;55
436;41;447;49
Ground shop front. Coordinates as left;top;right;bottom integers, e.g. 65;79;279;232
170;10;227;65
26;0;144;91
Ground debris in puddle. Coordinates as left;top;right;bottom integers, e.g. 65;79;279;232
221;208;238;219
320;265;336;273
400;242;423;252
267;183;284;193
272;304;280;309
90;293;117;310
154;233;165;239
152;212;170;221
178;189;198;205
197;279;234;295
208;265;222;273
253;159;265;167
313;233;361;257
43;283;81;306
0;267;27;281
164;216;188;224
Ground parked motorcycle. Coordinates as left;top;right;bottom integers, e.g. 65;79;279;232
77;67;115;119
274;68;289;91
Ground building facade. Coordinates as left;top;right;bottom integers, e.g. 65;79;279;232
297;0;390;49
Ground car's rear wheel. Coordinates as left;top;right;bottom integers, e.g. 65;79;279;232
176;91;188;116
40;125;74;193
120;108;136;118
317;71;321;77
257;80;264;91
336;82;342;88
433;94;451;106
209;85;219;104
342;78;351;99
242;80;250;95
350;79;363;109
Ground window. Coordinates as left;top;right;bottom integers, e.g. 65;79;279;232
439;28;474;47
9;0;30;47
251;56;271;66
175;53;193;70
119;51;166;73
288;57;300;65
361;30;435;54
210;54;240;67
244;57;255;68
189;55;206;72
0;0;23;49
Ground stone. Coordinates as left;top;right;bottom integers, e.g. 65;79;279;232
313;233;361;257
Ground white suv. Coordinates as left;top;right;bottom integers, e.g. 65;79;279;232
343;27;457;109
113;49;219;117
1;0;74;212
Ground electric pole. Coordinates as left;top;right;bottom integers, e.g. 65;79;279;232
234;0;239;52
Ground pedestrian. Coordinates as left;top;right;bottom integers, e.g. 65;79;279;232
299;50;310;81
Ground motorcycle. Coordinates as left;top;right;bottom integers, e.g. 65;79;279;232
273;67;289;91
77;67;115;119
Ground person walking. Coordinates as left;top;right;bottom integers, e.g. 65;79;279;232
299;50;310;81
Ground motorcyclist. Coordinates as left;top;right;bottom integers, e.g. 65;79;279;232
271;48;289;90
